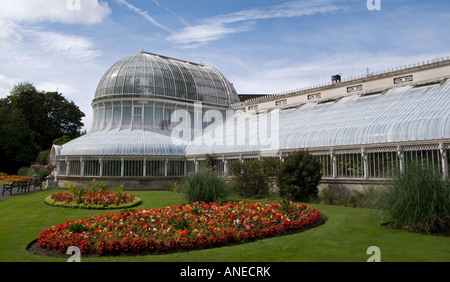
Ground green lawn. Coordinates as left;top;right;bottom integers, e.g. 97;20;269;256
0;189;449;262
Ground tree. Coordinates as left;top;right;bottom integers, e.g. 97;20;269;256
53;135;72;146
0;82;85;173
277;150;322;202
0;102;39;173
7;82;85;151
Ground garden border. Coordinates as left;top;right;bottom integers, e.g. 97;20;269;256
43;195;143;210
27;217;327;259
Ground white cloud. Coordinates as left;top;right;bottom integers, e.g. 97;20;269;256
0;0;111;131
0;23;101;71
168;22;254;48
0;0;110;62
112;0;345;48
167;0;345;47
34;31;101;59
229;51;450;94
151;0;190;27
0;74;15;98
0;0;111;25
115;0;173;33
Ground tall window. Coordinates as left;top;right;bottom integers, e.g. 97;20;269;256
144;106;153;126
84;160;100;177
134;106;142;125
103;160;121;176
112;105;121;126
122;105;132;125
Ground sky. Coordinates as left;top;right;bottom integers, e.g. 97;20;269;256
0;0;449;131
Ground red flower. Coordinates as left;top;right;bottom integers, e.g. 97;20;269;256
37;200;323;255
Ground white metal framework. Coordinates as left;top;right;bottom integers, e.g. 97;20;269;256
51;54;450;187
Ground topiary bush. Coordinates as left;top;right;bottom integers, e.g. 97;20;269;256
176;169;230;203
370;163;450;234
277;150;322;202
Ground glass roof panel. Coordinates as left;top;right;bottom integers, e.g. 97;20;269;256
186;80;450;155
94;52;239;107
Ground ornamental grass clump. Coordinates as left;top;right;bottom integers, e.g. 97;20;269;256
370;163;450;234
176;169;230;203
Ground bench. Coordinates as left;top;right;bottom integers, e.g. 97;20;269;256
20;179;32;192
32;178;43;190
2;179;32;195
2;181;20;196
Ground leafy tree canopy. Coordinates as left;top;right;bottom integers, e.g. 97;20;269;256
0;82;85;173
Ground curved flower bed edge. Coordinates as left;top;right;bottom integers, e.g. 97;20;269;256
44;181;142;210
44;195;143;210
35;201;326;257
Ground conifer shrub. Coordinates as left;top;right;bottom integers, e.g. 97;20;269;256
277;150;322;202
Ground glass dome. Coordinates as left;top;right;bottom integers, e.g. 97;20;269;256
94;51;240;107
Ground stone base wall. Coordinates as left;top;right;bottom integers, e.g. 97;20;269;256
56;176;389;194
318;178;388;194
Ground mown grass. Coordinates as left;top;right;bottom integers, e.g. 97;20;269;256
0;189;449;262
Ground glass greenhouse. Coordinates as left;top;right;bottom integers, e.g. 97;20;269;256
51;53;450;189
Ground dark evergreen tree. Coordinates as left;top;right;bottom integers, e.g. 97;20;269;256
277;150;322;202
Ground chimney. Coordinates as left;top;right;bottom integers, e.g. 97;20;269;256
332;74;341;83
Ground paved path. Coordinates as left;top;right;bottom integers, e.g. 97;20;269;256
0;187;48;200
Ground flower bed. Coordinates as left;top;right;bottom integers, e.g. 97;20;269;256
37;201;324;256
0;174;30;184
44;183;142;209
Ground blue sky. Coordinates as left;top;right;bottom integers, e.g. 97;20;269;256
0;0;449;131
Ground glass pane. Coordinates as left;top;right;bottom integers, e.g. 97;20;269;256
144;106;153;126
134;107;142;125
122;106;132;125
113;106;121;126
155;107;163;128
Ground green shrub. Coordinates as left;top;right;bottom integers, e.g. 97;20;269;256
230;161;268;198
230;158;279;199
277;150;322;202
318;186;378;208
370;163;450;234
37;167;49;180
34;150;50;165
177;169;229;203
17;167;34;177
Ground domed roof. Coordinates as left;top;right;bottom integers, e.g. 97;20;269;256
94;51;240;107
